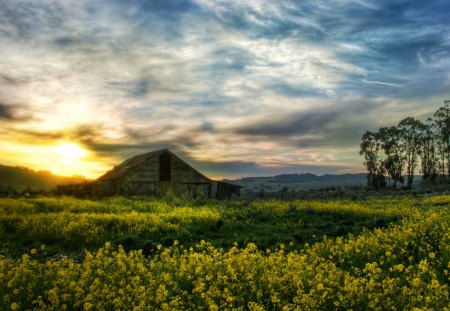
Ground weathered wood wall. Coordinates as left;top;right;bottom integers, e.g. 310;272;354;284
93;153;212;197
58;150;241;199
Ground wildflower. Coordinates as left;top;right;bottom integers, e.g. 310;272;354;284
419;260;429;272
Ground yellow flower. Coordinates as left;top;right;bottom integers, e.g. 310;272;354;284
419;260;429;272
10;303;18;310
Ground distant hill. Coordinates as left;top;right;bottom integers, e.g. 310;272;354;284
226;173;368;192
0;164;88;192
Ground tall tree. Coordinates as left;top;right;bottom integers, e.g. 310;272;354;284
397;117;422;188
433;102;450;176
418;118;438;184
360;100;450;190
360;130;385;189
378;126;405;189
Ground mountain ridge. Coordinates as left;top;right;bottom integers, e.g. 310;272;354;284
224;173;368;192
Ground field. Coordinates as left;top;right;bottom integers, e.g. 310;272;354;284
0;196;449;310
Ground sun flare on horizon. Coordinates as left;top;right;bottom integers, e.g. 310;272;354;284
48;142;90;176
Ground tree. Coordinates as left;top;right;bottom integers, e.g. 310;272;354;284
397;117;422;188
378;126;405;189
419;118;438;184
360;130;386;189
433;102;450;176
359;100;450;190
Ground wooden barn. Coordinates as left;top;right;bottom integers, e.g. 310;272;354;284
57;149;242;199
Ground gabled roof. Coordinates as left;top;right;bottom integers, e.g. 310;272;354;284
97;149;166;181
96;149;214;182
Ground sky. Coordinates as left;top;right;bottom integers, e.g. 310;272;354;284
0;0;449;179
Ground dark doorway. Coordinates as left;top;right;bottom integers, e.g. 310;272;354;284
159;153;171;181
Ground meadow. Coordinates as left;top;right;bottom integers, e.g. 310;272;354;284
0;195;448;310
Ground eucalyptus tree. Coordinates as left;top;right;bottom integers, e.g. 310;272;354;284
360;130;386;189
378;126;405;189
397;117;422;188
433;103;450;176
419;118;439;183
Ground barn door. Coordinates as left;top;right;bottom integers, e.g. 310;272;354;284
159;153;171;181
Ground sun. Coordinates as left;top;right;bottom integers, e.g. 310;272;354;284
54;143;87;160
47;142;90;176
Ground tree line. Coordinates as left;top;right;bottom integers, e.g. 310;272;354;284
360;101;450;189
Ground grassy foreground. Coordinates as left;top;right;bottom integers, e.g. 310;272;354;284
0;196;449;310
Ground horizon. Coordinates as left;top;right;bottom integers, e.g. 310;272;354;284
1;0;449;179
0;154;368;181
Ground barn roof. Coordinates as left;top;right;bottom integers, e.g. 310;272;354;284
97;149;166;181
96;149;214;182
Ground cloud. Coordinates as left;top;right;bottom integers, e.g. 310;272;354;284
114;0;199;16
232;98;380;138
235;109;338;137
0;0;449;177
0;102;32;121
0;103;16;120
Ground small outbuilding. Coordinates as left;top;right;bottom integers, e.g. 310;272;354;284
58;149;241;199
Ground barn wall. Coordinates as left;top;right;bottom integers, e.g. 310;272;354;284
216;182;241;200
126;157;159;183
170;155;209;184
93;180;123;196
101;153;211;197
58;151;239;199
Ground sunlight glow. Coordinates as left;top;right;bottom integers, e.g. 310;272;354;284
54;143;87;160
47;143;91;176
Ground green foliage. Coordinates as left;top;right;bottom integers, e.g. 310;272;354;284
0;196;411;257
359;130;386;189
398;117;422;188
360;101;450;189
0;196;448;310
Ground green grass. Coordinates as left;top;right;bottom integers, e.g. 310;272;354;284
0;196;415;258
0;195;449;309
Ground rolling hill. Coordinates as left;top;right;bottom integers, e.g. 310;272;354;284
0;164;88;192
227;173;368;192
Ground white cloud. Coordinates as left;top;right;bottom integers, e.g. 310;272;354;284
0;0;449;177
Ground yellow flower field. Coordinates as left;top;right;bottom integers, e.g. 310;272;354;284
0;196;449;310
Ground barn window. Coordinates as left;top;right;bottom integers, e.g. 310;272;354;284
159;153;171;181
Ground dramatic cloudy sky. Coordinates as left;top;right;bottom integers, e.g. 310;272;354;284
0;0;449;178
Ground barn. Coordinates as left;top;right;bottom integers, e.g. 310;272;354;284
57;149;242;199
